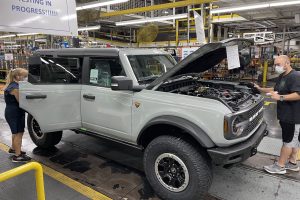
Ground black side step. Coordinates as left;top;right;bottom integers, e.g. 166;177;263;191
73;129;144;151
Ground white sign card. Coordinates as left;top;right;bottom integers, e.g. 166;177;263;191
181;47;199;60
4;54;14;61
226;45;240;70
90;69;98;84
0;0;78;36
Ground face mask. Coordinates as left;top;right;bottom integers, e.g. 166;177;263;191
20;77;28;81
275;65;285;74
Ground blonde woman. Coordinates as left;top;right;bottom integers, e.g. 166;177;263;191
3;68;31;162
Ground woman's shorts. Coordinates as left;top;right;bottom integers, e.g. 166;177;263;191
279;121;300;148
5;106;25;134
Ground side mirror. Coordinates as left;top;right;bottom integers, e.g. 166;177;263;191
111;76;133;91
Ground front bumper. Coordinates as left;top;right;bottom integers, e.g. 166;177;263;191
207;122;268;165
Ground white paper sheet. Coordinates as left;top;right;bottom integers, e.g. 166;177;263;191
226;45;240;70
90;69;98;84
4;54;13;61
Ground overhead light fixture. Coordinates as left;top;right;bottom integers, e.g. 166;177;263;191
211;3;269;14
60;14;77;21
78;26;101;31
4;41;17;44
116;14;187;26
211;0;300;14
212;16;247;23
76;0;129;11
17;33;39;36
0;34;16;38
35;39;47;42
0;33;39;38
270;0;300;6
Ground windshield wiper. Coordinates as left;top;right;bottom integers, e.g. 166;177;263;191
138;75;161;83
163;73;199;83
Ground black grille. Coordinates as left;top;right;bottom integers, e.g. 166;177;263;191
235;101;264;137
243;112;263;135
244;101;264;119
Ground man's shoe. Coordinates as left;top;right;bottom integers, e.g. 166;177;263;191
8;148;26;155
285;161;300;172
12;154;31;163
264;162;286;174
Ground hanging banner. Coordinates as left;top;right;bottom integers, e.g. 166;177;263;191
193;11;206;44
0;0;78;36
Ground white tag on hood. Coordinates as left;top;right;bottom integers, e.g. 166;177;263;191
226;45;240;70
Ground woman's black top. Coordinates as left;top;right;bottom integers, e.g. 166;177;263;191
4;82;26;134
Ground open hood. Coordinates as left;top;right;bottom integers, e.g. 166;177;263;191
148;38;253;89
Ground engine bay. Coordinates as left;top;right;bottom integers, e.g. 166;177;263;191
158;76;261;112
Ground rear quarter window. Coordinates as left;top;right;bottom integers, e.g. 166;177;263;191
28;57;81;84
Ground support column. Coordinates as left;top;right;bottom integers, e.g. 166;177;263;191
32;35;35;48
282;25;286;54
263;60;268;86
200;3;205;42
187;5;190;46
210;24;214;43
110;29;113;41
287;38;290;55
130;28;132;47
173;0;176;28
144;0;147;17
224;27;228;39
151;0;154;18
50;35;53;49
176;19;179;46
201;3;204;20
217;26;221;41
208;3;213;43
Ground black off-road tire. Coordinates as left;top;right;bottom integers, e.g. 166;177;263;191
143;135;212;200
27;114;62;148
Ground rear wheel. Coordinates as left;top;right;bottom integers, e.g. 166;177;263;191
27;114;62;148
143;135;212;200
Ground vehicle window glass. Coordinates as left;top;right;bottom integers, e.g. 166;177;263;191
127;54;176;84
89;58;125;87
28;57;81;84
28;63;41;83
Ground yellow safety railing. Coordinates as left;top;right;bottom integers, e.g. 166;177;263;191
0;162;45;200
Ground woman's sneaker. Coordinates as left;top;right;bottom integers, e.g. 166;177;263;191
8;148;26;155
285;161;300;172
12;154;31;162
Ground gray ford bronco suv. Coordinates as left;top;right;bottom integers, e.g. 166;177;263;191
20;38;267;200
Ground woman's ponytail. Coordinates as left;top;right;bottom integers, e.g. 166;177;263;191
3;69;14;91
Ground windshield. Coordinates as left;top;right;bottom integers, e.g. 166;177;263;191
127;54;176;83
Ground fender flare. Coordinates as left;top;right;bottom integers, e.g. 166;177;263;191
137;115;215;148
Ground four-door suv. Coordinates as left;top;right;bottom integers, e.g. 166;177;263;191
20;38;268;200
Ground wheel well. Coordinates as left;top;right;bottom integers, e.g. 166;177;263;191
25;112;35;122
138;124;203;150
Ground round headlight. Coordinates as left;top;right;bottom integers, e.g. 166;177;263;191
232;117;244;136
